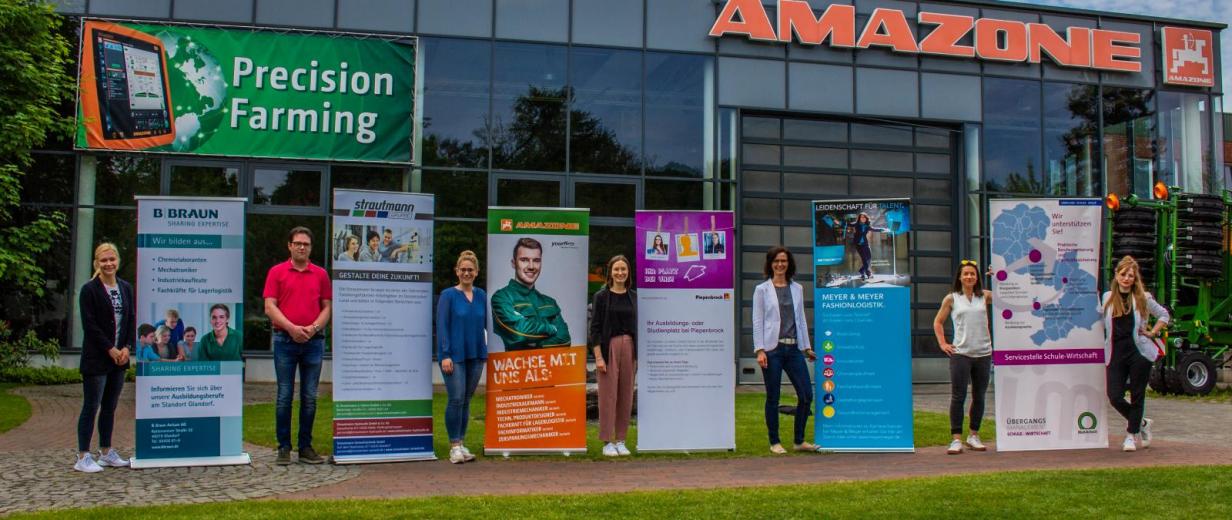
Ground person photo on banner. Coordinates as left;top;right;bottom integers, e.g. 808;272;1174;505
437;250;488;464
847;212;887;280
336;234;360;262
752;246;817;454
589;255;637;457
135;324;161;363
75;242;134;473
1100;255;1169;453
178;326;198;361
491;237;570;350
154;324;183;361
703;231;726;259
198;303;243;361
645;232;669;260
933;260;993;455
379;227;411;263
264;226;332;466
154;308;185;352
359;230;382;262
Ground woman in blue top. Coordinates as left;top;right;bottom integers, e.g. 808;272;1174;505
436;250;488;464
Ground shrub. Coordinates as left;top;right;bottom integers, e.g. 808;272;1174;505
0;321;59;371
0;365;81;385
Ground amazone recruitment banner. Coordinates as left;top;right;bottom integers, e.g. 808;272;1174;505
77;20;415;163
485;208;589;455
133;196;249;468
812;199;914;452
331;190;435;463
990;199;1107;451
635;211;736;452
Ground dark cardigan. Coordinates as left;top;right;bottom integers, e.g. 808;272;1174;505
588;286;637;362
79;277;135;375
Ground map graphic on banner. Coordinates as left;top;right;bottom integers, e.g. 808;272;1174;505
635;211;736;452
330;190;435;463
133;196;249;468
812;199;914;452
485;208;589;455
990;199;1107;451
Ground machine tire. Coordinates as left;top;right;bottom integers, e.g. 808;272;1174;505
1177;207;1224;221
1112;237;1156;248
1175;351;1218;395
1181;267;1223;278
1177;227;1223;240
1178;237;1224;249
1148;361;1170;394
1113;222;1155;233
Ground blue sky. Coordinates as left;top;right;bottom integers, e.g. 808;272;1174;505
1029;0;1231;95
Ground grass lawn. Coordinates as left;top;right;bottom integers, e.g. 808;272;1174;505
0;383;31;434
13;465;1232;519
243;391;992;460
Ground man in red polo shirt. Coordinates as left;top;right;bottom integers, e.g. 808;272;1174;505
263;226;332;465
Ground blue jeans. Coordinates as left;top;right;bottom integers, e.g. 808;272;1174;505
762;345;813;445
441;358;484;443
77;369;126;452
274;333;324;450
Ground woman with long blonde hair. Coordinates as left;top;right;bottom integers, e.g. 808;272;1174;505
1100;256;1169;452
75;243;135;472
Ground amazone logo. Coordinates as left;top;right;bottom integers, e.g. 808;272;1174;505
710;0;1143;73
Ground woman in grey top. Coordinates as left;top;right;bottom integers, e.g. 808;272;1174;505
933;260;992;454
752;246;817;454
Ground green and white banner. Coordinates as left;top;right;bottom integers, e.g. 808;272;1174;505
133;196;249;468
77;20;415;163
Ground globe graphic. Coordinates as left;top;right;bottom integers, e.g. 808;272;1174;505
157;32;229;152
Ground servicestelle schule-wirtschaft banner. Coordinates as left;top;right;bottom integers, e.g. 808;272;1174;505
331;190;435;463
635;211;735;452
813;199;914;452
133;196;249;468
485;208;589;455
990;199;1107;451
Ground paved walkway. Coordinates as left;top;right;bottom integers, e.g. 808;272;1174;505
0;383;1227;514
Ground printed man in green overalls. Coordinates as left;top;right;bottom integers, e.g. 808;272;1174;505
491;237;571;350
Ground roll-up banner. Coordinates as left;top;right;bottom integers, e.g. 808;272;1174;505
76;20;415;163
990;199;1107;451
330;190;436;463
635;211;736;452
133;196;249;469
485;208;589;455
812;199;914;452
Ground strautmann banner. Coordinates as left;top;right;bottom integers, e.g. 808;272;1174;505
76;20;415;163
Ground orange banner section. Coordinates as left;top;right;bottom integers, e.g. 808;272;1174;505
484;346;587;453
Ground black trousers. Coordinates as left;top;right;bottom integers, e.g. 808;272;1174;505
1106;351;1151;434
77;369;126;452
949;354;991;435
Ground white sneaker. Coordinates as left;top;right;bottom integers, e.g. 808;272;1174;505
1122;434;1137;452
947;439;963;454
449;445;466;464
965;434;987;451
615;441;631;456
1139;418;1153;448
97;448;129;467
74;453;103;473
602;443;619;457
459;445;476;462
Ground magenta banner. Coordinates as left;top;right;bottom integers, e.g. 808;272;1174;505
635;211;734;290
994;349;1104;366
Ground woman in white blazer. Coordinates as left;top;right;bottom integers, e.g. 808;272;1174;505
752;246;816;454
1100;255;1168;452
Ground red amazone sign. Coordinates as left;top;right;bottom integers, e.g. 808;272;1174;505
1162;27;1215;87
709;0;1142;73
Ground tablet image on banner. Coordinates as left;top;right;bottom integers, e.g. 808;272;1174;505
485;208;589;455
813;199;913;452
636;211;735;452
331;190;436;463
133;196;249;468
990;199;1107;451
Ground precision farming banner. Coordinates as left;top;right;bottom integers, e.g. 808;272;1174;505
76;20;415;163
812;199;913;452
330;190;435;463
635;211;736;452
133;196;248;469
990;199;1107;451
485;208;589;455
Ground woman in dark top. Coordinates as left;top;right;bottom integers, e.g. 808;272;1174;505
436;250;488;464
1101;255;1169;452
752;246;816;454
849;213;885;280
75;242;134;472
589;255;637;457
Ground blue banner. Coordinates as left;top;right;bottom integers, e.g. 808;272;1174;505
812;199;914;452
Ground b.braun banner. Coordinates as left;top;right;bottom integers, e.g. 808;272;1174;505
76;20;415;163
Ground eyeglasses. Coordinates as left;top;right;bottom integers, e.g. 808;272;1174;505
959;259;978;266
290;241;312;248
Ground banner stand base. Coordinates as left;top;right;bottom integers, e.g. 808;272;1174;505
485;448;587;458
636;447;734;454
818;447;915;453
131;453;251;469
333;454;437;465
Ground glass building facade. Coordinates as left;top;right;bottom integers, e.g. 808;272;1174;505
23;0;1225;382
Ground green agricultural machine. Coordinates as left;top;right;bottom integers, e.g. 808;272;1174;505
1105;183;1231;395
